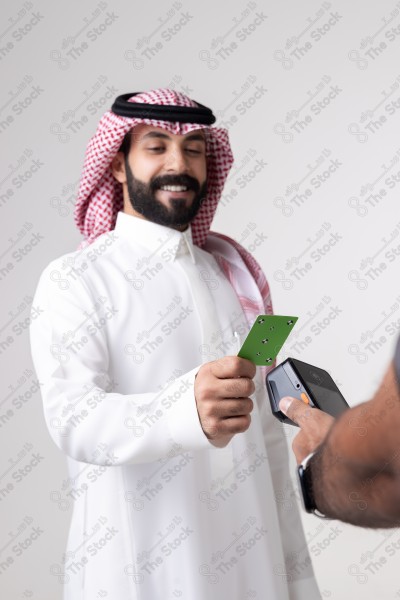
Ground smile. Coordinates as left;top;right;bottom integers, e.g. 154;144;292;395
159;185;189;192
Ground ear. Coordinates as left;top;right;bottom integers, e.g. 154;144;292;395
111;152;127;183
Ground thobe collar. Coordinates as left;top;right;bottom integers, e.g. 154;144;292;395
114;211;197;264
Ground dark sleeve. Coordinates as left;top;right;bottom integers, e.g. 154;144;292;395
395;335;400;389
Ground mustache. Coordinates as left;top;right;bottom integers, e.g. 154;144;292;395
150;174;201;193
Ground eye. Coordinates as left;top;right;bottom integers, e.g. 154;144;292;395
147;146;165;153
186;148;202;155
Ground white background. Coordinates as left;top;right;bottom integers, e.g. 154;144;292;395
1;0;400;598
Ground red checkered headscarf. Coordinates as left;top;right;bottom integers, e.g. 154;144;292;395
74;88;272;324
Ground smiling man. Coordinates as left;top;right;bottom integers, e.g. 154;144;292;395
30;89;321;599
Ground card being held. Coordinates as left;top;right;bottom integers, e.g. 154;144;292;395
237;315;298;366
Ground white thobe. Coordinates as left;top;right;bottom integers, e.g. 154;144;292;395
30;211;321;600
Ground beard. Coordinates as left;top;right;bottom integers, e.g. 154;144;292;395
124;157;207;229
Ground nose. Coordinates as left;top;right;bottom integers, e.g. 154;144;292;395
165;147;189;173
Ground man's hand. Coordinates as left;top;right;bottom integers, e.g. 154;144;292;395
279;396;335;463
194;356;256;447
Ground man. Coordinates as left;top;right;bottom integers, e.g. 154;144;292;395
279;340;400;527
30;89;321;599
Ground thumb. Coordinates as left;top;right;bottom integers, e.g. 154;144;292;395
279;396;312;425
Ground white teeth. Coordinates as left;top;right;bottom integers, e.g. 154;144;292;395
160;185;188;192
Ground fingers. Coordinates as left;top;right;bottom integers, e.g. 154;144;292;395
202;413;252;441
210;356;256;380
206;398;254;418
195;364;255;402
279;396;335;463
200;397;253;431
220;414;252;435
220;377;255;399
194;356;256;447
279;396;314;425
279;396;335;429
195;377;254;403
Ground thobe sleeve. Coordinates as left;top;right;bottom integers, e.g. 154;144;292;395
29;261;212;466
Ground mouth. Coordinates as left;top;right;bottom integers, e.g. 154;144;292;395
159;185;190;192
156;184;195;200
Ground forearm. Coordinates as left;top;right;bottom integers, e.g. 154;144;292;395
310;365;400;527
39;366;208;465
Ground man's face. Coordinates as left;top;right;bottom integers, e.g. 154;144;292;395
116;123;208;230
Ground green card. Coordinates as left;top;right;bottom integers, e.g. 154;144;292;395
237;315;298;365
